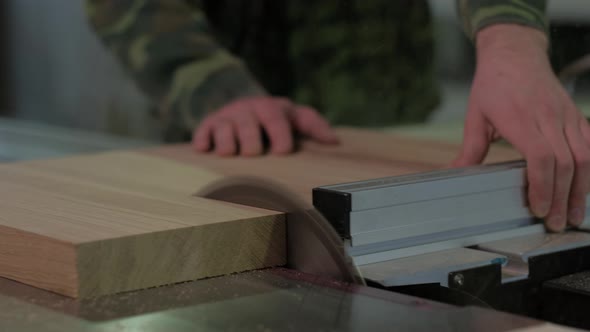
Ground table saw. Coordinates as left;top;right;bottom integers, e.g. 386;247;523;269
0;120;588;331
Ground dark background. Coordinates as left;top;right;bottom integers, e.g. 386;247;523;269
0;2;12;115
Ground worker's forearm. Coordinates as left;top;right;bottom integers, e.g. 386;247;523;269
161;55;267;141
456;0;549;40
475;23;549;58
86;0;266;141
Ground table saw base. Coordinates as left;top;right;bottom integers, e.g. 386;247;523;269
0;268;569;332
377;245;590;330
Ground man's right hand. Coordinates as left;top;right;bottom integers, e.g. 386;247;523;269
192;96;339;156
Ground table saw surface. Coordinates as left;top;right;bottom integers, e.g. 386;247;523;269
0;268;574;332
0;118;583;332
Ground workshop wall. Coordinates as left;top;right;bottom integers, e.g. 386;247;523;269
3;0;590;138
5;0;158;139
0;2;10;115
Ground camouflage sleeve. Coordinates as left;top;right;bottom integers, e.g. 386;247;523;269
457;0;548;40
85;0;267;141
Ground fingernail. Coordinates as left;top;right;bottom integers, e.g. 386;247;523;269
533;202;551;218
569;208;584;226
548;215;565;232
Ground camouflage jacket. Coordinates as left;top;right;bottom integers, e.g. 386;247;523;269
86;0;548;141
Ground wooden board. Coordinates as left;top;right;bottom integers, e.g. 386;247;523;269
14;150;222;200
147;127;521;202
0;164;284;298
0;127;520;298
14;128;520;203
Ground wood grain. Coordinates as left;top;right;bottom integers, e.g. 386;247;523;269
15;151;222;200
0;165;285;297
14;128;520;203
0;127;519;297
147;127;521;202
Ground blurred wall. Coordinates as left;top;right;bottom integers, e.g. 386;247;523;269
4;0;590;135
0;2;11;115
6;0;158;139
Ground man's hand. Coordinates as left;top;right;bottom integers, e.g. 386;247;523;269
192;96;339;156
453;24;590;232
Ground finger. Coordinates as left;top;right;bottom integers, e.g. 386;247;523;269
193;117;217;152
291;106;339;144
452;108;491;167
501;123;555;221
538;116;573;232
564;121;590;227
520;137;555;224
489;110;556;223
213;120;237;156
232;112;263;156
266;97;294;110
254;104;294;154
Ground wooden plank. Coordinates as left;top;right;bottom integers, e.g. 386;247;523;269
14;128;520;203
146;128;521;202
15;151;222;200
0;165;285;298
0;127;519;297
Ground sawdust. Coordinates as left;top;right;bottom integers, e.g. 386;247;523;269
546;270;590;294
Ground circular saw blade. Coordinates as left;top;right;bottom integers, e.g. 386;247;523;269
197;176;363;285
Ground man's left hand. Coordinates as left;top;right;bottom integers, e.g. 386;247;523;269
453;24;590;232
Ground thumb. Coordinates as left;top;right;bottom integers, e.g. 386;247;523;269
452;110;491;167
